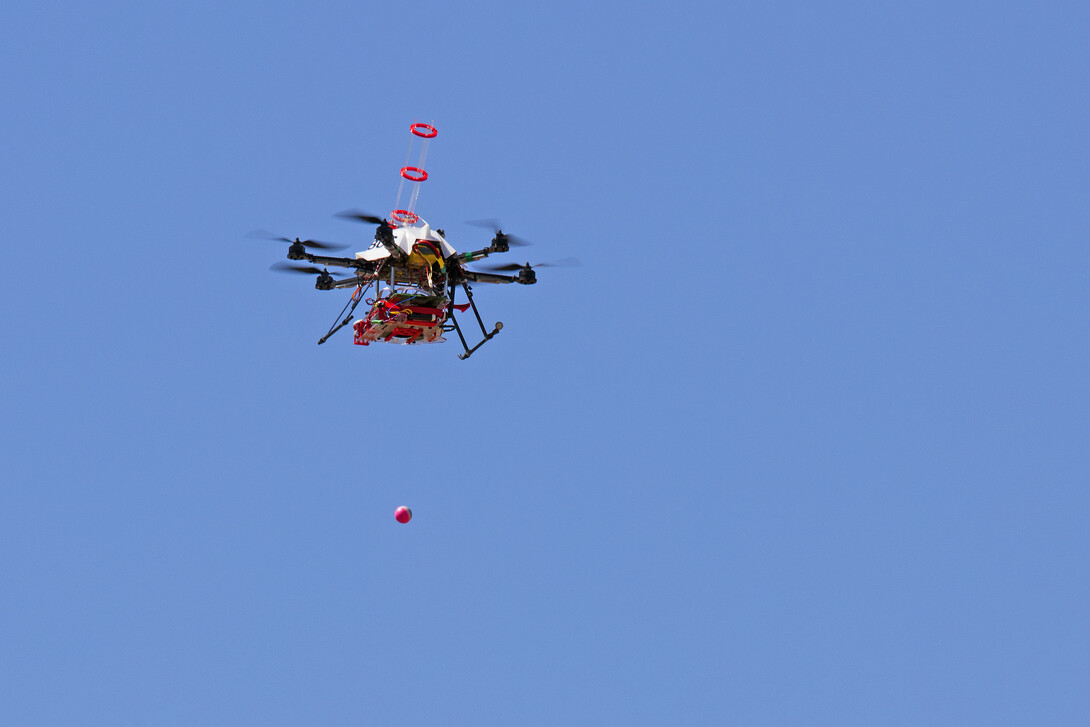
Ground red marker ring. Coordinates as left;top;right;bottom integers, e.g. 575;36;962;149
410;123;437;138
391;209;419;224
400;166;428;182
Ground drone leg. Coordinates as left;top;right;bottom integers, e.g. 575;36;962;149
318;283;370;345
462;282;492;339
318;315;354;345
452;281;502;360
457;324;502;360
446;279;474;356
448;312;477;359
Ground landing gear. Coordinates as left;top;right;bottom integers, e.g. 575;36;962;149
447;281;503;360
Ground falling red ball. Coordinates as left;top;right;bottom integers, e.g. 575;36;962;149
394;506;412;524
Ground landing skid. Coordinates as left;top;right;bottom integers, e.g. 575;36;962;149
447;281;502;360
317;283;371;344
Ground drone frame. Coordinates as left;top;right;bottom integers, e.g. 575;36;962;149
278;226;528;358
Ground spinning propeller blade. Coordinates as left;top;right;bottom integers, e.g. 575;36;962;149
247;230;348;251
270;262;327;275
466;218;503;231
476;262;525;272
466;219;532;247
476;257;580;273
335;209;386;225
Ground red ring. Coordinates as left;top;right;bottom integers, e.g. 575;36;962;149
410;123;437;138
400;166;428;182
391;209;419;224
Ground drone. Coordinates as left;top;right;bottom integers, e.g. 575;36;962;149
258;123;565;359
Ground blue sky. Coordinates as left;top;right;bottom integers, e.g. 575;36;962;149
2;1;1089;724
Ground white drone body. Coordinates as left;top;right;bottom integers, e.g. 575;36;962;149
355;218;456;262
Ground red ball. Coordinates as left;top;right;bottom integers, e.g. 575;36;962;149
394;506;412;524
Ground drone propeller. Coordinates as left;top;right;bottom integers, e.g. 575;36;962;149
466;219;532;247
335;209;387;225
476;257;580;273
247;230;348;251
270;262;327;275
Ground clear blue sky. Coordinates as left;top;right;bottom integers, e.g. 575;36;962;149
3;1;1089;724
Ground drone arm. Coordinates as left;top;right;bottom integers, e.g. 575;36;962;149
330;275;373;290
449;248;497;265
291;250;372;271
461;270;518;285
